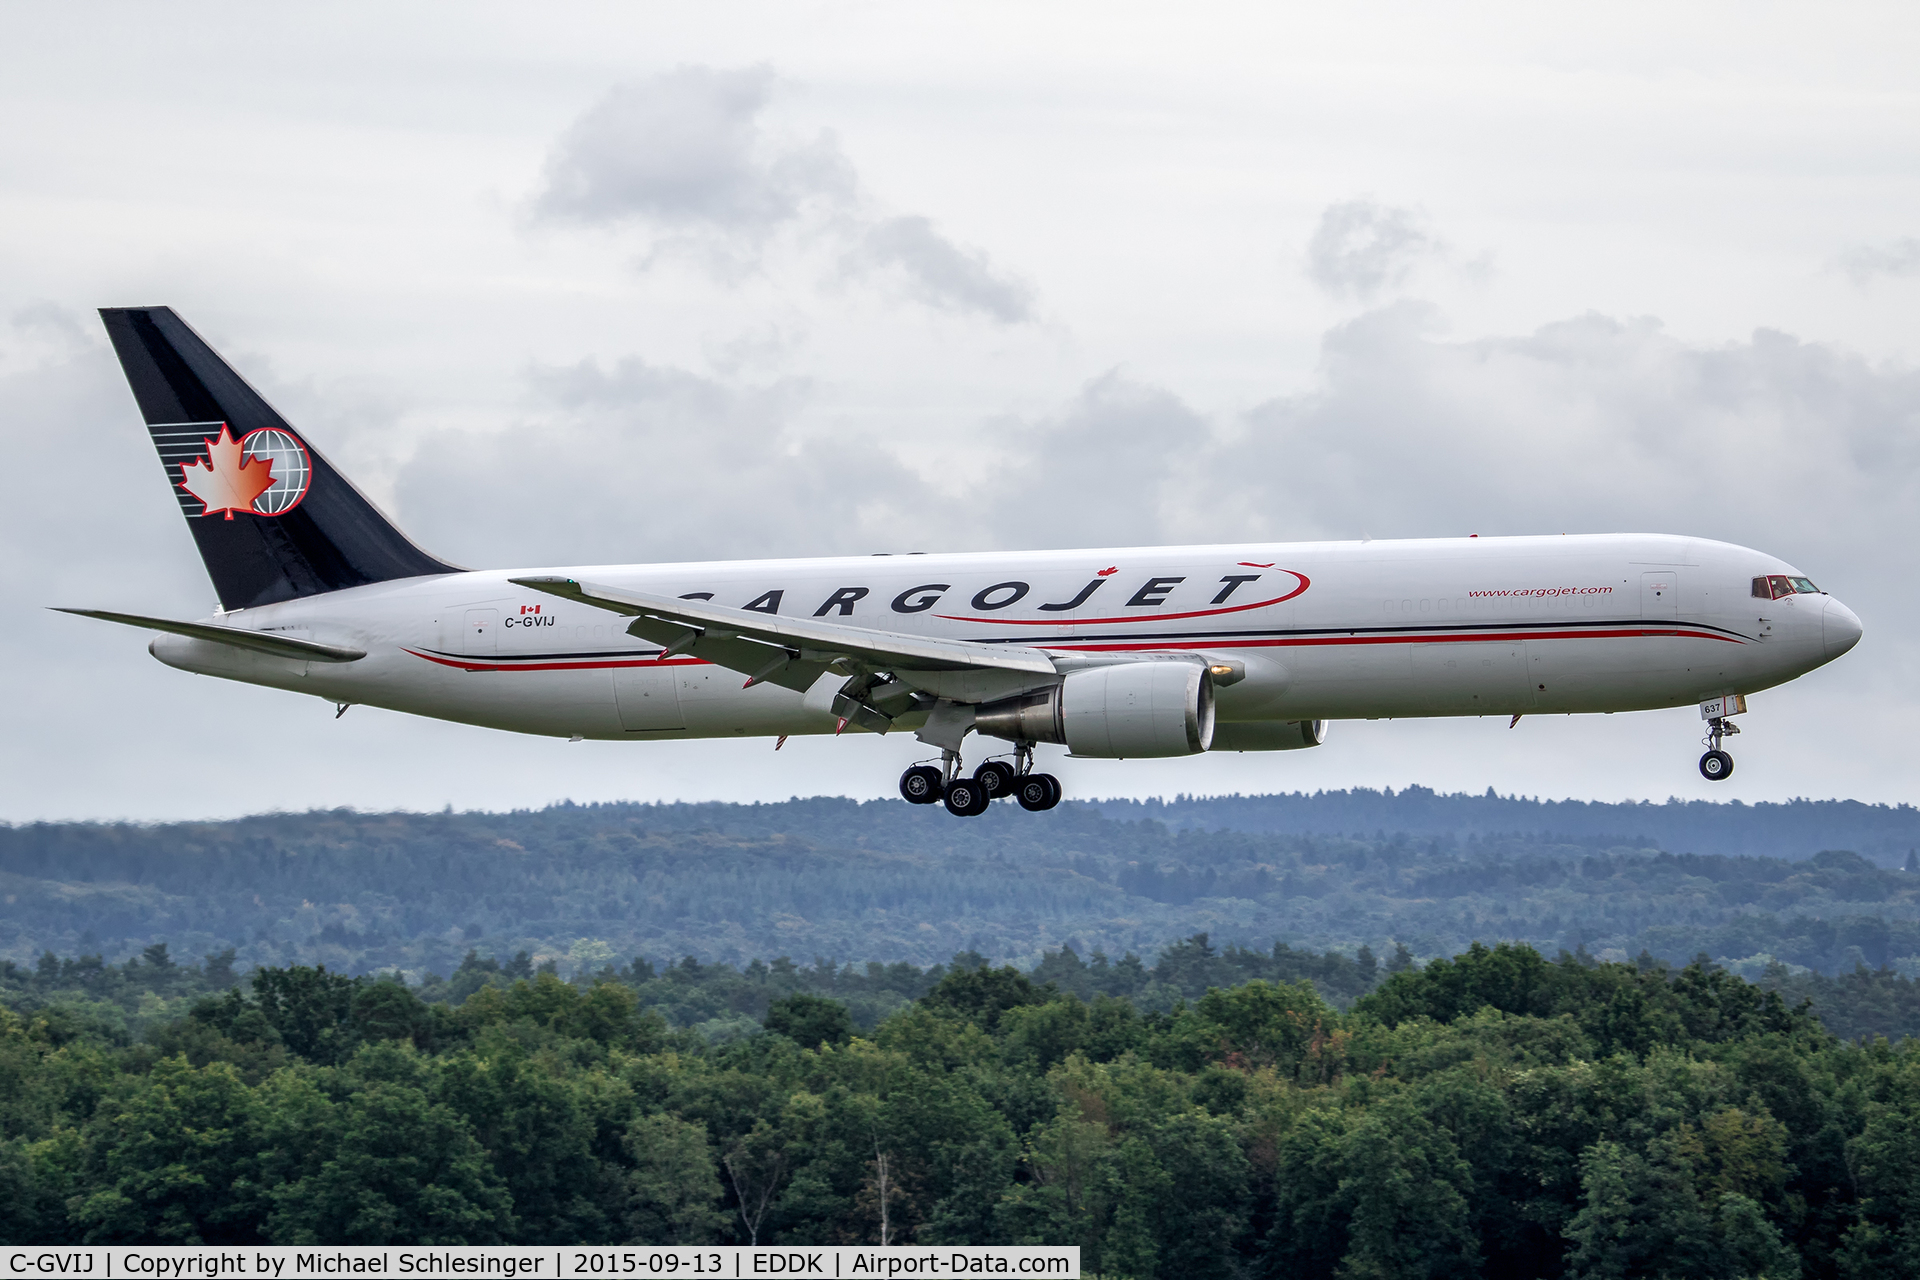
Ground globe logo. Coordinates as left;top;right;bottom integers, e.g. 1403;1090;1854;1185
240;428;312;516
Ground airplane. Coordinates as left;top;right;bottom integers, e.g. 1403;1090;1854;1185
60;307;1864;816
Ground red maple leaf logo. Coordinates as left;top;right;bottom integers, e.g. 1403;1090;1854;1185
179;425;276;520
1096;566;1118;576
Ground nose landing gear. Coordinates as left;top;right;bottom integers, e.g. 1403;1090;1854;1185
1699;715;1739;782
896;743;1061;816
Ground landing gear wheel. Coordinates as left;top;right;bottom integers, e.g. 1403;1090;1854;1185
1699;750;1734;782
944;778;991;817
1016;773;1062;812
974;761;1016;797
900;765;944;804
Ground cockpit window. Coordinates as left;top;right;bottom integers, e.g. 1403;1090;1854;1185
1755;574;1822;600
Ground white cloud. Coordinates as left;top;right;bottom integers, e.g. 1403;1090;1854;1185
1304;200;1443;301
397;355;951;568
533;67;1033;323
844;215;1036;324
1231;306;1920;568
535;66;853;236
1836;238;1920;286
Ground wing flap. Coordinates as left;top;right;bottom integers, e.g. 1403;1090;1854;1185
509;576;1057;690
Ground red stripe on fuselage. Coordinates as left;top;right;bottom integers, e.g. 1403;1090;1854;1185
404;648;708;673
935;571;1310;625
1043;626;1745;654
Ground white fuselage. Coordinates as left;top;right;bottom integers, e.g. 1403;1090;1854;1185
149;533;1861;744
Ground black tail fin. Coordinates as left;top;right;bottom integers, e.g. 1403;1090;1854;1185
100;307;459;611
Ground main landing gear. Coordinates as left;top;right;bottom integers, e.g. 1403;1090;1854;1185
898;744;1061;817
1699;716;1740;782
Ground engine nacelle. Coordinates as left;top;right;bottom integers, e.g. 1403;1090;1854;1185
974;661;1215;758
1209;719;1328;751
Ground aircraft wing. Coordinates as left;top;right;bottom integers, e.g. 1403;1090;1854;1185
509;576;1057;699
52;608;367;663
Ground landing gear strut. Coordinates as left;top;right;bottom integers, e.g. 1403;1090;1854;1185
896;742;1062;816
1699;716;1739;782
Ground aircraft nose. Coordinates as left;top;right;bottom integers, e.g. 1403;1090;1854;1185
1822;596;1863;660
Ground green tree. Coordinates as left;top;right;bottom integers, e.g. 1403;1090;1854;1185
1564;1139;1715;1280
1836;1075;1920;1279
623;1113;727;1244
67;1057;261;1244
1717;1193;1799;1280
251;966;359;1064
265;1079;513;1244
1336;1094;1477;1280
721;1120;789;1246
433;1046;611;1243
763;994;855;1049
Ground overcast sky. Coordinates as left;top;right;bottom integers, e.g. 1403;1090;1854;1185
3;3;1917;821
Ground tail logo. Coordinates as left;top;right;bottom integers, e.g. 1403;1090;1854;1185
178;424;312;520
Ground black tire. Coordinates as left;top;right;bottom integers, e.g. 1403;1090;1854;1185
974;761;1016;797
1016;773;1062;811
900;765;944;804
944;778;990;816
1699;750;1734;782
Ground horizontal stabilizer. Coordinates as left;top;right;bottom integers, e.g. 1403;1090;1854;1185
52;608;366;663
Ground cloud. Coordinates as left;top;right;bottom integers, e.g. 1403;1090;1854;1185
844;215;1036;323
969;373;1213;549
1836;238;1920;286
3;301;99;379
396;355;955;569
533;68;1033;323
399;303;1920;590
535;66;853;235
1305;199;1443;301
1229;305;1920;577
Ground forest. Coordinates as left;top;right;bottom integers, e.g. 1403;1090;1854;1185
3;792;1918;984
5;788;1920;1265
3;937;1918;1277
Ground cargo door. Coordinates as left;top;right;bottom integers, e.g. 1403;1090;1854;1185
1640;572;1678;620
1413;642;1529;711
462;609;498;656
614;666;686;730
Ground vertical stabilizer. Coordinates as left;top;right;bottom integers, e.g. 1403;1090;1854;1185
99;307;458;610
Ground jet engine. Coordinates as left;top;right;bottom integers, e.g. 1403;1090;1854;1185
1209;719;1328;751
974;661;1215;757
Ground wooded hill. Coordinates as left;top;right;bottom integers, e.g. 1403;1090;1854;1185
2;794;1917;984
1099;787;1920;865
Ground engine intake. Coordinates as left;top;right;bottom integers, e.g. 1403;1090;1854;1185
974;662;1215;757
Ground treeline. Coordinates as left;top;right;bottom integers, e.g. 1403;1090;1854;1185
3;941;1918;1276
3;799;1917;981
0;932;1405;1044
1100;786;1920;865
10;931;1920;1054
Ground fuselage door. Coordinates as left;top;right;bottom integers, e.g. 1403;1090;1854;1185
463;608;498;656
1640;572;1678;620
